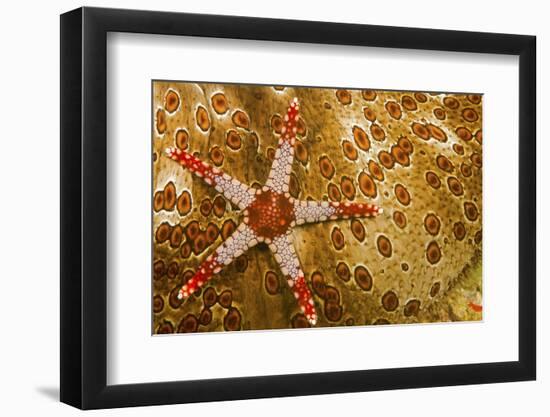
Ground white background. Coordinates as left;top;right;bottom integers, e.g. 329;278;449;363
0;0;546;415
108;34;518;384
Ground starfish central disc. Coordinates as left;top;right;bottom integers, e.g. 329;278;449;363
245;189;296;240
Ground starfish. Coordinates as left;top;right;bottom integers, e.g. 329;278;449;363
165;98;382;325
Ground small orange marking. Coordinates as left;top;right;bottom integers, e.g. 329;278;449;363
468;302;482;313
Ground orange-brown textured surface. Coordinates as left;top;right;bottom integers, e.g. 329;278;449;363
152;82;483;333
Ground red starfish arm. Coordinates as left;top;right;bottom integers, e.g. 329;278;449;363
177;223;258;299
266;98;300;193
269;233;317;325
165;147;256;210
293;200;382;225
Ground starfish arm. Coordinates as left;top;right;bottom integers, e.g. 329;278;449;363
269;233;317;325
293;200;382;225
165;147;256;209
177;223;258;299
266;98;300;193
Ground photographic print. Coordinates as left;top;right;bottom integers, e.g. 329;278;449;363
152;81;482;333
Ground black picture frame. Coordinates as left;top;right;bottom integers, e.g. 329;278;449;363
60;6;536;410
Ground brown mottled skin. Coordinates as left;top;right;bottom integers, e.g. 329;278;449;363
152;83;482;333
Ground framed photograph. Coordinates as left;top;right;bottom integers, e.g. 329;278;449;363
60;6;536;409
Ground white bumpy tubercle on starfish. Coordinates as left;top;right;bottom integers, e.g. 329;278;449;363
165;97;382;326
